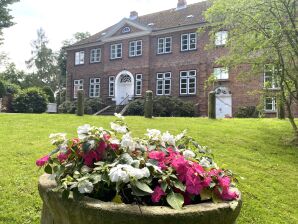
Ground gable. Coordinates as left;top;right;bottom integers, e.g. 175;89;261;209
111;23;144;37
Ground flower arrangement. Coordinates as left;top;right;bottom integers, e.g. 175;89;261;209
36;114;238;209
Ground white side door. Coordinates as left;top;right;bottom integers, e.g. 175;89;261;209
216;95;232;118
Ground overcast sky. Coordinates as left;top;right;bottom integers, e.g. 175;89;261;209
1;0;202;71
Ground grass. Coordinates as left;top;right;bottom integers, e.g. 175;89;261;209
0;114;297;224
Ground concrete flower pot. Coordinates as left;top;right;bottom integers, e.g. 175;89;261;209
38;174;242;224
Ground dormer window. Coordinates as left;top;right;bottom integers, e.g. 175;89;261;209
122;27;131;34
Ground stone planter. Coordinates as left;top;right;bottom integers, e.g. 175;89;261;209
39;174;242;224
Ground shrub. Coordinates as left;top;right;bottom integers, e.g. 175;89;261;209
12;87;48;113
0;80;6;98
42;86;55;103
58;100;76;114
234;106;259;118
84;98;106;115
3;81;21;95
125;99;145;115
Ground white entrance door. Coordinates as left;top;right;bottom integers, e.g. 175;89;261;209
115;71;134;105
216;95;232;118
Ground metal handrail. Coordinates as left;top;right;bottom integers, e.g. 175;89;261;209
115;95;132;113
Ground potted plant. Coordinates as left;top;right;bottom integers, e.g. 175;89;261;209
37;114;242;224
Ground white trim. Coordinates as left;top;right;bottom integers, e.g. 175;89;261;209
110;43;122;59
264;97;277;112
75;51;84;65
129;40;142;57
90;48;101;63
215;31;228;46
179;70;197;95
156;72;171;95
73;79;83;99
135;74;142;95
115;70;135;105
109;76;115;97
157;37;172;54
181;33;197;51
89;78;100;98
213;67;229;80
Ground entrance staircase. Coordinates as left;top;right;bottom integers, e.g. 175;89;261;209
93;96;132;116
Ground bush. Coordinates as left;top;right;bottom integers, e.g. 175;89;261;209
58;100;76;114
42;86;55;103
12;87;48;113
0;80;6;98
125;96;195;117
234;106;259;118
84;98;106;115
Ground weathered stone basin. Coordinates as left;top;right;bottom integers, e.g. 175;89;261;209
38;174;242;224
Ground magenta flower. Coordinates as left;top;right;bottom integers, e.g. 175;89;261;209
148;151;166;161
220;188;239;200
36;155;50;167
57;152;68;163
151;186;165;203
218;176;231;189
185;169;203;195
171;156;189;182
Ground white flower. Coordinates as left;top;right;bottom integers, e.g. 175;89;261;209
109;164;151;183
114;113;125;120
77;124;91;140
88;140;96;149
78;180;94;194
145;129;161;141
199;157;213;168
161;131;175;146
175;130;187;141
131;167;150;179
121;133;135;152
49;133;67;145
110;122;127;133
183;150;196;159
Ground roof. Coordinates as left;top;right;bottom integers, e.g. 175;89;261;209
69;1;210;48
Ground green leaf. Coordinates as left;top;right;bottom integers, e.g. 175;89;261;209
166;192;184;210
44;164;52;174
172;180;186;192
161;182;168;192
135;181;153;193
131;185;149;196
62;190;70;200
200;189;212;201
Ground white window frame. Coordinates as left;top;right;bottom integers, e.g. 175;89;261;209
181;33;197;51
264;97;277;112
129;40;142;57
122;27;131;33
135;74;142;96
215;31;228;46
109;76;115;97
214;67;229;80
157;37;172;54
156;72;171;95
180;70;197;95
110;43;122;59
90;48;101;63
89;78;100;98
73;79;83;98
264;65;280;89
75;51;84;65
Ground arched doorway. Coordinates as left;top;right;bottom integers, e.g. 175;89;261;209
115;70;134;105
215;87;232;118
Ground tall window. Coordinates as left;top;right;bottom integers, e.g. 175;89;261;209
264;65;279;89
90;48;101;63
265;97;276;111
129;40;142;57
89;78;100;97
110;43;122;59
109;76;115;97
75;51;84;65
181;33;197;51
135;74;142;96
156;72;171;95
74;79;83;98
215;31;228;46
157;37;172;54
214;67;229;80
180;70;196;95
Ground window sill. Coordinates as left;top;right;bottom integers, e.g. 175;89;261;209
179;94;197;97
264;110;277;113
216;79;229;82
74;64;85;66
263;87;281;91
89;61;101;64
180;48;197;53
110;58;122;61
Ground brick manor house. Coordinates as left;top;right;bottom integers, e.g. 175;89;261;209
65;0;286;117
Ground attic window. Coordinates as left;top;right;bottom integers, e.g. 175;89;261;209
122;27;131;34
186;15;194;18
148;23;155;26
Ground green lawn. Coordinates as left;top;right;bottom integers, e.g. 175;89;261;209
0;114;297;224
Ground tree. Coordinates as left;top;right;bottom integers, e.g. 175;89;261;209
203;0;298;142
26;28;59;91
0;0;19;44
0;62;25;86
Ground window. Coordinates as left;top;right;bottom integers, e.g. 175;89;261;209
75;51;84;65
90;48;101;63
264;65;279;89
122;27;131;34
73;79;83;98
181;33;197;51
214;67;229;80
157;37;172;54
109;76;115;97
156;72;171;95
135;74;142;95
265;97;276;111
110;43;122;59
180;70;196;95
89;78;100;98
129;40;142;57
215;31;228;46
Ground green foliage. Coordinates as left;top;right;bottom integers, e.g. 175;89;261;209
2;80;21;95
56;88;66;106
144;90;153;118
76;90;84;116
208;91;216;119
12;87;48;113
0;63;25;85
84;98;106;115
125;99;144;115
58;100;76;114
42;86;55;103
234;106;259;118
166;192;184;210
277;96;286;119
0;80;6;98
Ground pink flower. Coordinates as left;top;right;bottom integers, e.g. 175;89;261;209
218;176;231;189
151;186;165;203
148;151;166;161
36;155;50;167
185;169;203;195
171;156;189;182
220;188;239;201
83;150;100;167
57;152;68;163
202;176;212;187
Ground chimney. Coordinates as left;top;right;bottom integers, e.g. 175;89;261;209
129;11;138;20
176;0;187;10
